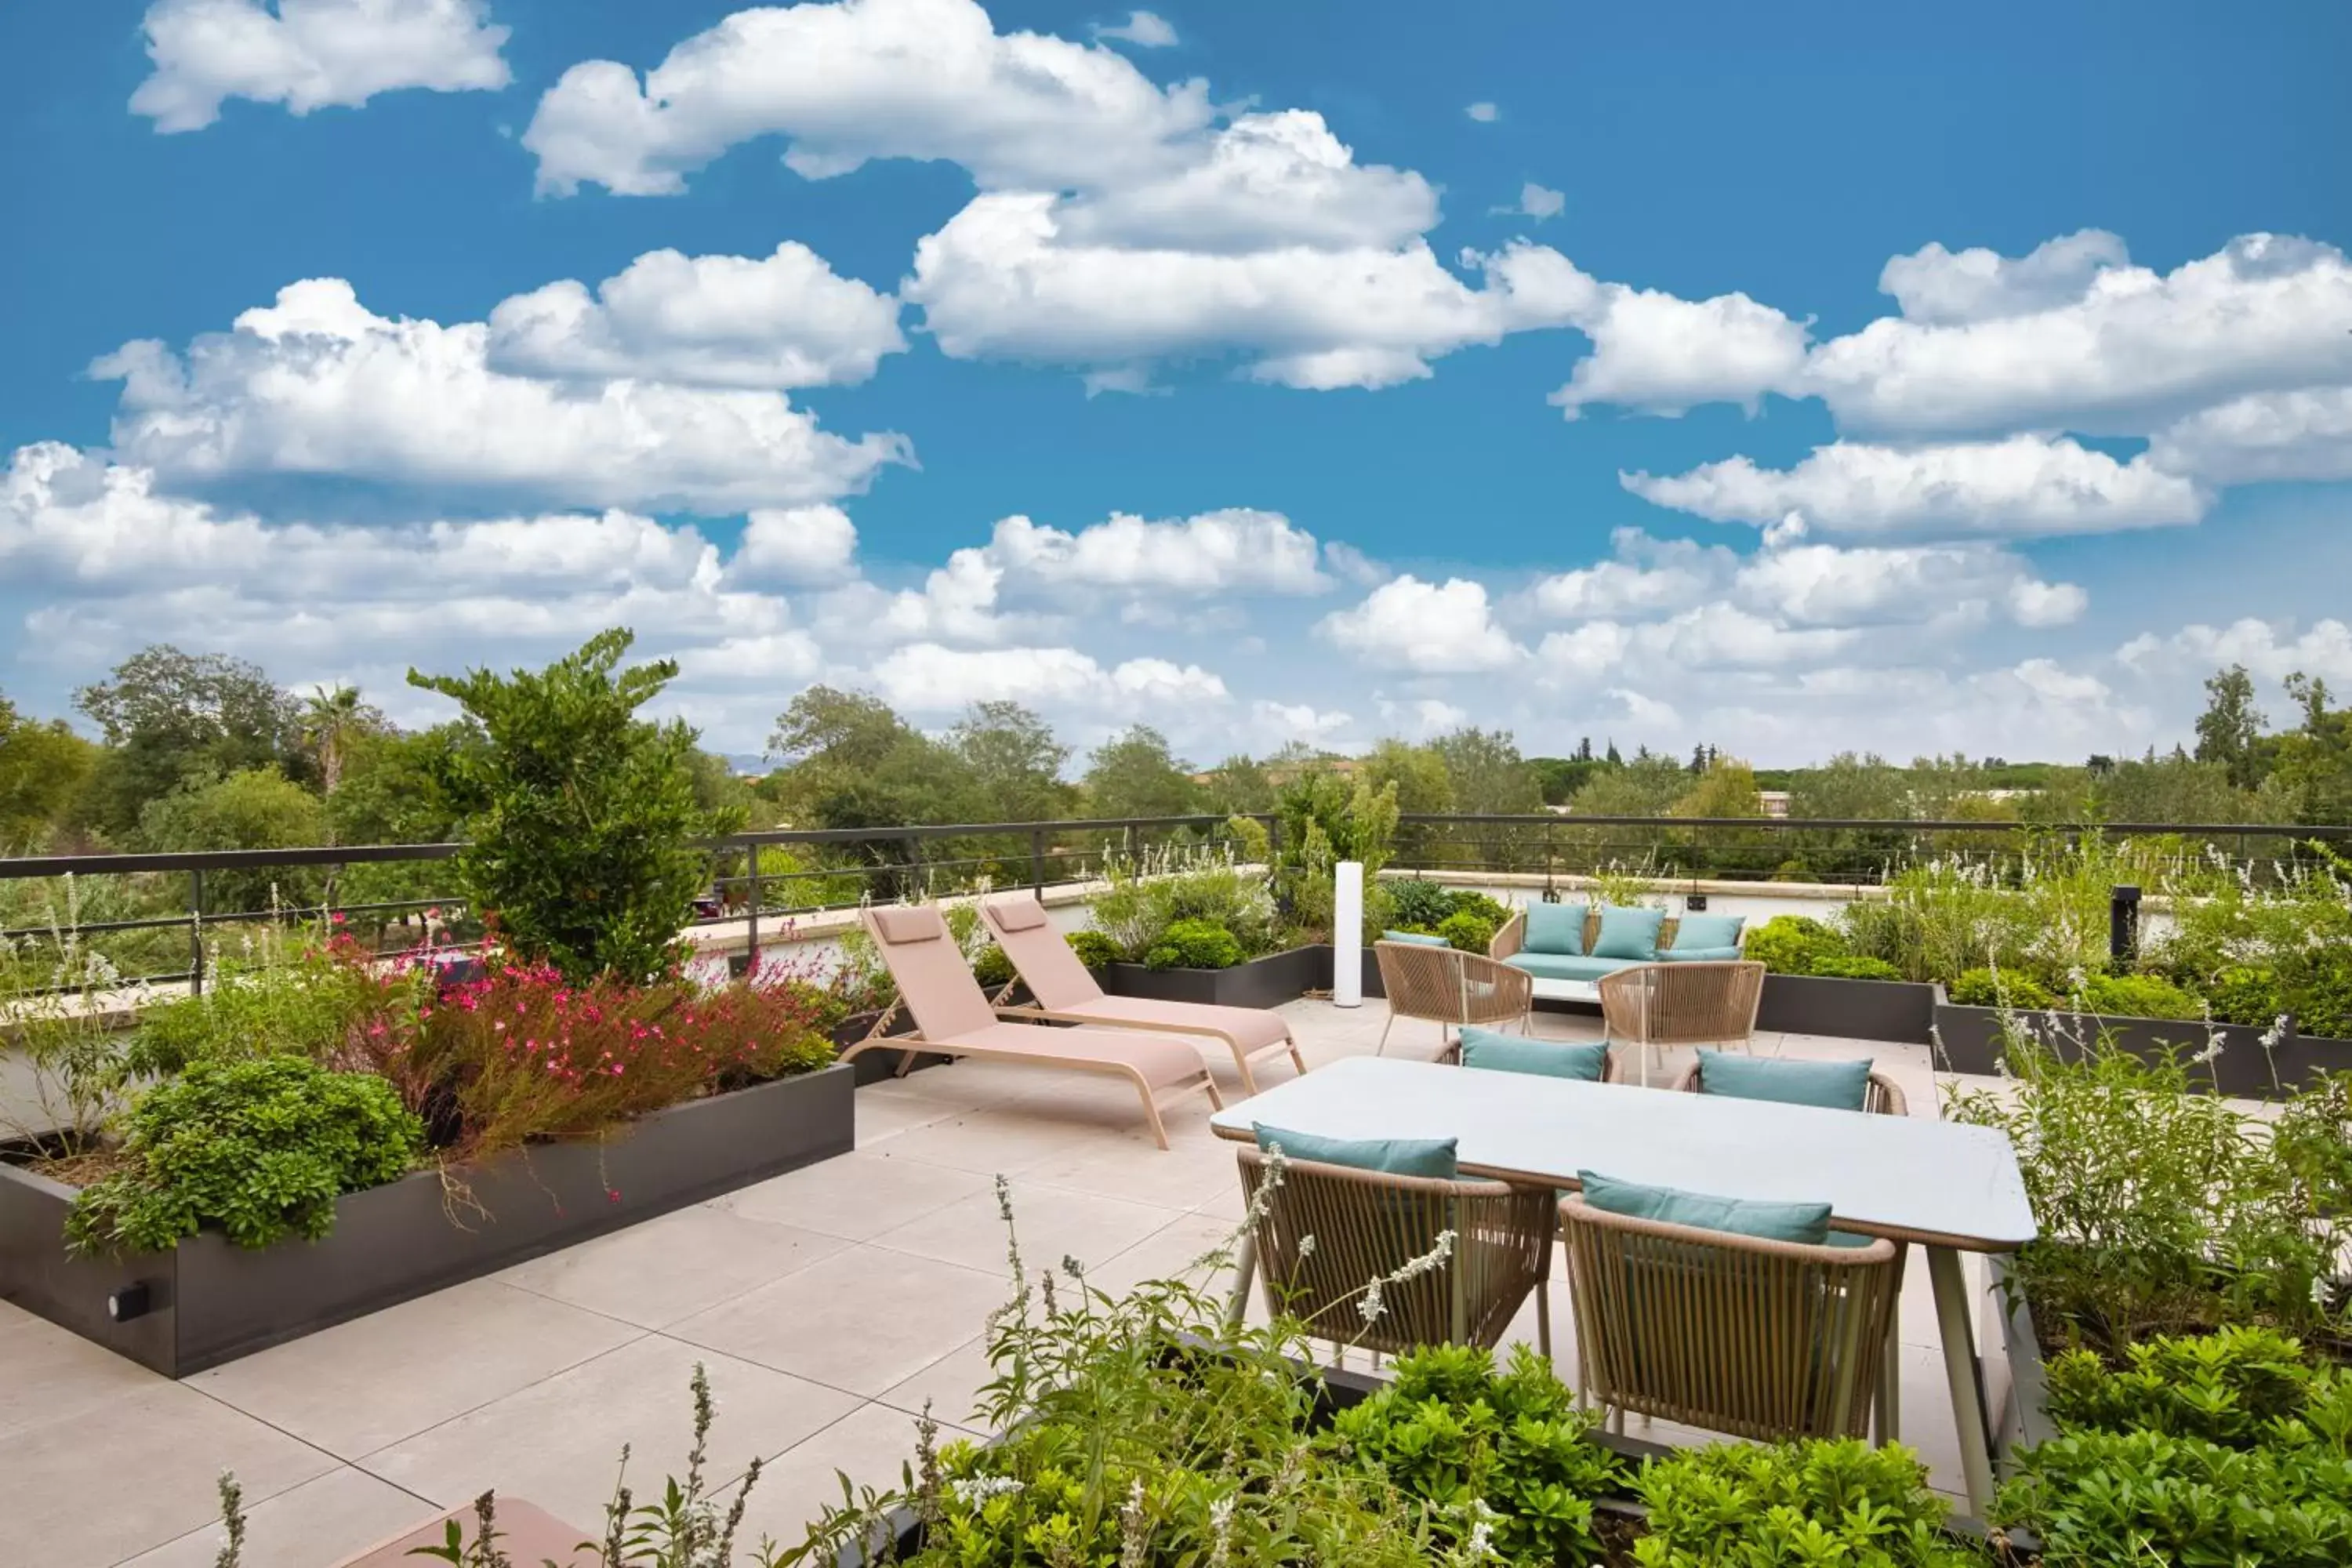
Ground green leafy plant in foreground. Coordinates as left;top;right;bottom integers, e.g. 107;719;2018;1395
66;1055;424;1254
1630;1439;1976;1567
1996;1327;2352;1568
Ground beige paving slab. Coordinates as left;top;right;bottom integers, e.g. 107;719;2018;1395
496;1203;850;1328
711;1148;992;1242
190;1278;643;1457
856;1105;1103;1175
870;1180;1179;1279
669;1245;1011;1398
0;1381;337;1567
119;1464;437;1568
876;1333;1000;1431
0;1298;165;1443
361;1334;862;1532
1018;1127;1243;1212
851;1088;965;1141
722;1402;934;1562
1076;1210;1245;1303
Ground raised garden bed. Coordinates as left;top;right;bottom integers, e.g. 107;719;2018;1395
1099;944;1384;1008
1980;1254;2060;1473
1933;1004;2352;1095
1756;971;1937;1044
0;1063;854;1377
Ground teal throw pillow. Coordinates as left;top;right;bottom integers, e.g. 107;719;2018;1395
1458;1026;1610;1082
1591;906;1666;961
1523;902;1588;956
1696;1049;1872;1111
1659;946;1742;963
1671;913;1745;950
1382;929;1450;947
1254;1123;1458;1179
1577;1168;1832;1245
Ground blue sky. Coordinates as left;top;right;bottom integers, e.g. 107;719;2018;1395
3;0;2349;767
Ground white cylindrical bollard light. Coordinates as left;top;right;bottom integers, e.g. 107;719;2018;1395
1333;860;1363;1007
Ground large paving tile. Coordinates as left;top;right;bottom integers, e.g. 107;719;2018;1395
877;1334;1000;1431
713;1149;992;1242
871;1181;1178;1279
191;1278;642;1457
857;1105;1102;1175
498;1203;849;1328
1018;1129;1243;1212
0;1299;165;1443
1079;1210;1245;1302
723;1403;935;1562
120;1465;437;1568
670;1246;1011;1398
0;1381;336;1566
363;1335;862;1532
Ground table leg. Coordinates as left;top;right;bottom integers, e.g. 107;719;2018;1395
1225;1229;1258;1330
1926;1246;1994;1518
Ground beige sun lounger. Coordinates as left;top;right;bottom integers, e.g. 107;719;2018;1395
978;893;1306;1095
844;905;1222;1149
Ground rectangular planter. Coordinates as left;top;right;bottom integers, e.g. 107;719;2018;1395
1757;972;1938;1044
0;1063;855;1377
1932;1004;2352;1096
1101;944;1375;1009
1980;1253;2060;1473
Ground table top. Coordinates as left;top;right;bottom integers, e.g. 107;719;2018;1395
1212;1057;2036;1251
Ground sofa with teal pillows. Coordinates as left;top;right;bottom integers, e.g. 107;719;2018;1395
1493;902;1746;985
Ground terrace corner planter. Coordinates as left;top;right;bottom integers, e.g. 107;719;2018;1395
0;1062;854;1379
1931;1004;2352;1096
1100;944;1381;1009
1756;971;1937;1044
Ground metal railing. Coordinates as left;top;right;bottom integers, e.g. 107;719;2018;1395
3;811;2347;995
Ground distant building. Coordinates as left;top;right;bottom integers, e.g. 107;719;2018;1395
1759;790;1791;818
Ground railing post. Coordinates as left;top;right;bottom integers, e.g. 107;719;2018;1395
2110;884;2141;964
188;867;205;996
746;844;761;978
1029;829;1046;895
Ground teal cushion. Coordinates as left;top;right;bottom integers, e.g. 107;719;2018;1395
1459;1026;1610;1082
1382;929;1450;947
1578;1168;1832;1245
1254;1123;1458;1179
1523;902;1588;956
1671;913;1745;950
1658;945;1741;963
1504;952;1637;982
1591;906;1666;961
1696;1049;1871;1112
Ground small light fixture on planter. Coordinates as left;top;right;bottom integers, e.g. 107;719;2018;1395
107;1283;154;1323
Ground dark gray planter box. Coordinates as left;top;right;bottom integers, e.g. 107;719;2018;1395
1102;944;1377;1008
1933;1004;2352;1096
1982;1253;2060;1474
0;1063;854;1377
1757;972;1937;1044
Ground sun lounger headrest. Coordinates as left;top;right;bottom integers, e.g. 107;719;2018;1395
870;906;946;944
988;895;1049;932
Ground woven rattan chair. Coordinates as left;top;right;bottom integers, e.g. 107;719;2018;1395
1373;940;1534;1057
1560;1195;1903;1443
1595;960;1766;1087
1236;1145;1555;1359
1665;1059;1911;1117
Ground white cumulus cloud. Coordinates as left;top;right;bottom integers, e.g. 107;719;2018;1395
133;0;510;132
93;278;910;514
2118;618;2352;686
985;509;1330;594
730;505;859;584
2147;387;2352;485
487;242;906;390
869;642;1228;711
1548;278;1812;419
1094;9;1177;46
1876;229;2129;325
1316;575;1523;673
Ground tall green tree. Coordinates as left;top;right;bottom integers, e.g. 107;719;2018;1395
1431;727;1542;815
766;685;974;829
74;646;304;840
409;630;739;982
1083;725;1200;820
2193;664;2272;791
0;694;100;851
2274;673;2352;824
139;768;332;916
296;684;387;798
949;701;1073;822
1196;754;1276;815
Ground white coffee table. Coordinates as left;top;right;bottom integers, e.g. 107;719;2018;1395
1528;978;1600;1005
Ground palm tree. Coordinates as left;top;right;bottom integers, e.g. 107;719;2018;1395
299;684;370;797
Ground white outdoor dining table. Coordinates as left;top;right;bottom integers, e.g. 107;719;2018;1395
1209;1055;2036;1516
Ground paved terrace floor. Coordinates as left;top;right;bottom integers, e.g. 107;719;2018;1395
5;1000;1998;1566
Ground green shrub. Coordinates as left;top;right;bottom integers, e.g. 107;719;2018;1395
1630;1439;1976;1567
1090;851;1278;960
970;943;1014;988
1948;967;2057;1009
1384;877;1457;930
1998;1328;2352;1568
1450;890;1512;927
2074;971;2204;1020
2208;964;2286;1028
1322;1342;1621;1566
1142;918;1245;971
66;1057;424;1254
1743;914;1847;975
1436;909;1499;953
1808;954;1904;981
1066;929;1122;969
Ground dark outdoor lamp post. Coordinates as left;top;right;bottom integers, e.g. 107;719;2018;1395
2110;884;2141;965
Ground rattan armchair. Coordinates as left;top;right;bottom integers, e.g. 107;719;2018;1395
1236;1146;1555;1359
1595;960;1766;1087
1560;1195;1903;1443
1372;940;1534;1056
1666;1060;1910;1116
